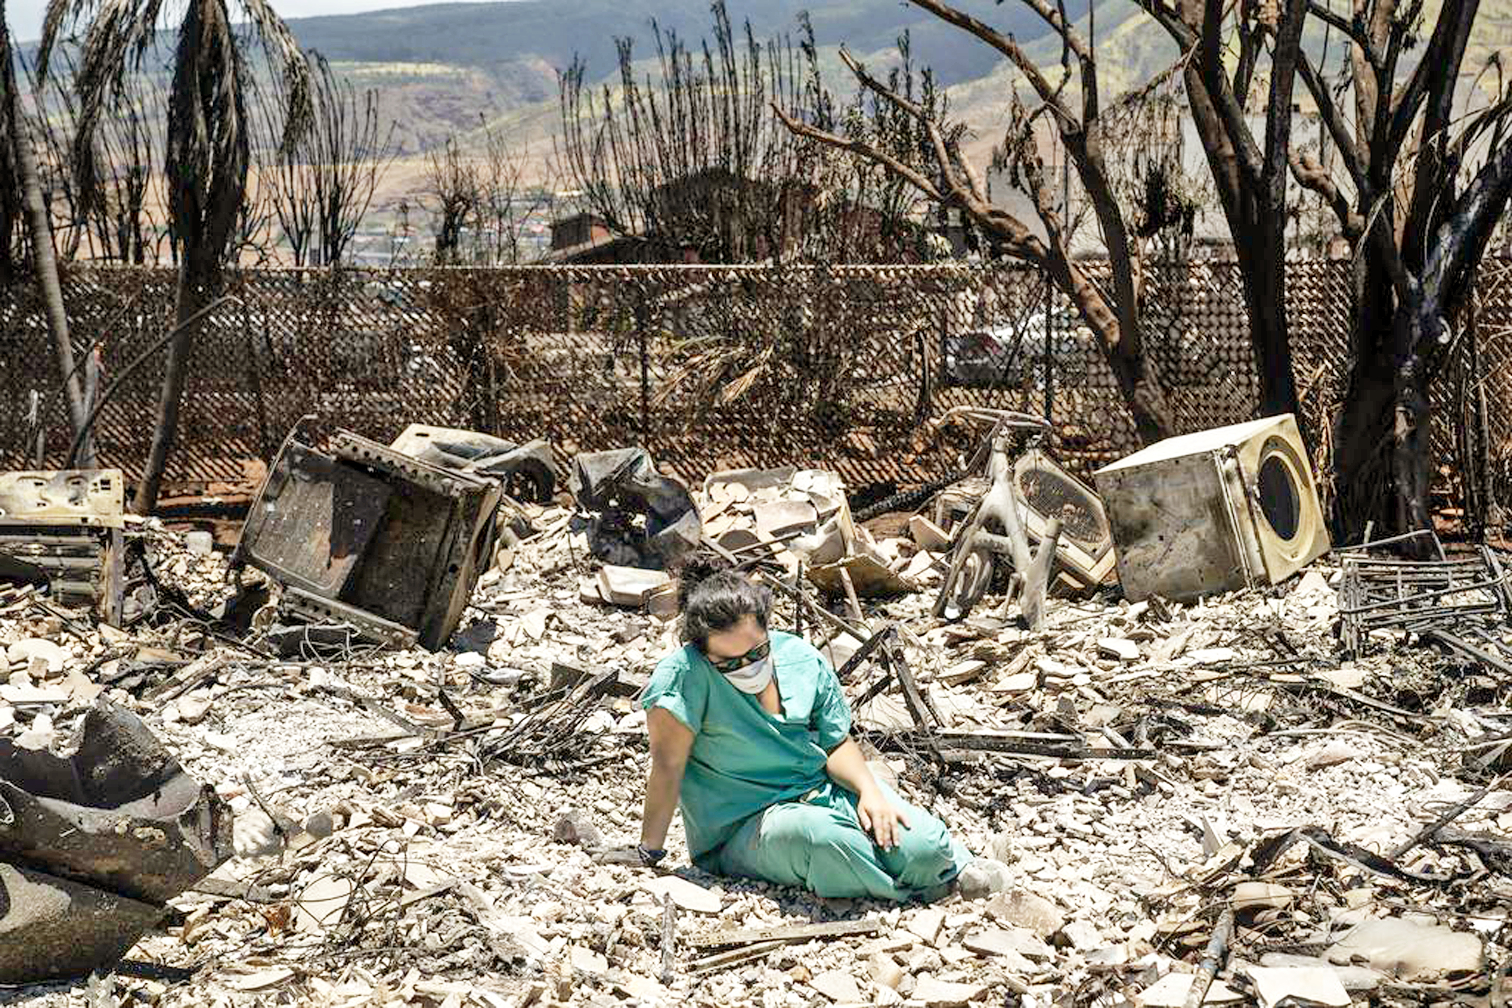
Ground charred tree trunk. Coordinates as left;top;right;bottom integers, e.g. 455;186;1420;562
1232;209;1300;419
1138;0;1306;430
1334;269;1452;550
133;264;216;513
1391;313;1435;540
4;25;95;467
0;128;18;284
1330;254;1398;543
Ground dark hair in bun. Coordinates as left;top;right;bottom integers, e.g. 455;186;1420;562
675;551;772;648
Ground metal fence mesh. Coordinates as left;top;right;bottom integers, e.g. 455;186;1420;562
2;260;1509;523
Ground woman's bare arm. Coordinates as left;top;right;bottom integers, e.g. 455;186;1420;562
641;707;694;849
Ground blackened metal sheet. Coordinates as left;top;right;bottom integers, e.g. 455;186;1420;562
236;441;391;598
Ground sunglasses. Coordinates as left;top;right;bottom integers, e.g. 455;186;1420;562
705;639;770;674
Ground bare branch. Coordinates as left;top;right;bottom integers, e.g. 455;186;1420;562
1289;150;1362;236
1263;0;1309;193
772;100;1048;264
1297;50;1368;192
772;102;945;205
1307;1;1378;58
1129;0;1197;46
1423;129;1512;320
898;0;1079;125
1387;0;1477;149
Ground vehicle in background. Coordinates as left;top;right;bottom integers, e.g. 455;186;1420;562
942;310;1096;388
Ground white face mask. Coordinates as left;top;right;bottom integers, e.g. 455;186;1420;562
720;655;774;695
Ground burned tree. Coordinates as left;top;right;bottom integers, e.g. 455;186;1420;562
474;116;547;265
90;72;164;264
256;69;316;266
25;47;165;264
425;137;478;265
2;6;95;465
41;0;313;513
307;55;393;266
1286;0;1512;540
263;52;395;266
1132;0;1309;423
558;2;933;264
0;89;18;281
775;0;1176;444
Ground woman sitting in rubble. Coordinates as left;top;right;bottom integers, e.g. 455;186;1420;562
620;558;986;901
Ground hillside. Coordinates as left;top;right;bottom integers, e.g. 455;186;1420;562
286;0;1039;89
280;0;1150;225
22;0;1506;259
283;0;1088;159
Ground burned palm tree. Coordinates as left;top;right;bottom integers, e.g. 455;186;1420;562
39;0;312;513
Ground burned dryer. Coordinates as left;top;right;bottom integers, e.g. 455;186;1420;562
1094;414;1329;601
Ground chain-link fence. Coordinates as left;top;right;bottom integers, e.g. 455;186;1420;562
2;260;1509;523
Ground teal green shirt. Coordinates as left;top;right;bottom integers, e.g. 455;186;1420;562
641;630;852;862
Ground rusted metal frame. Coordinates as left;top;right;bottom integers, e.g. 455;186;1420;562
1390;771;1512;859
1371;604;1503;629
1482;544;1512;612
686;940;785;975
851;671;897;710
279;588;419;650
501;668;620;758
755;571;869;641
875;729;1153;761
884;632;943;729
834;624;897;682
1340;576;1504;612
836;623;944;762
1335;527;1448;557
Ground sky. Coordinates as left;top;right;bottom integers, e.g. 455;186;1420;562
5;0;486;41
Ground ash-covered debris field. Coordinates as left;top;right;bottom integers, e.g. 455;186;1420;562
0;413;1508;1008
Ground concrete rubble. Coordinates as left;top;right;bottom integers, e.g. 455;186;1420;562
0;441;1508;1007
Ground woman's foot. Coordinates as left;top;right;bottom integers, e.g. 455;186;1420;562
952;856;1013;900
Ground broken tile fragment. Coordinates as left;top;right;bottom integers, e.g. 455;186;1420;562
962;926;1052;961
984;889;1064;938
1135;973;1243;1007
1244;966;1350;1008
1098;637;1141;661
643;875;721;914
906;907;946;945
912;976;989;1007
808;969;862;1003
1326;917;1482;981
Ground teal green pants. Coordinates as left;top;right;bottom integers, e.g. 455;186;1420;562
707;780;973;901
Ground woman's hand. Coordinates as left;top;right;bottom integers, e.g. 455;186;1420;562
824;738;912;850
856;787;911;851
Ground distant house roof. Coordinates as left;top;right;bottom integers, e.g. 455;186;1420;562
539;168;965;264
536;231;647;264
